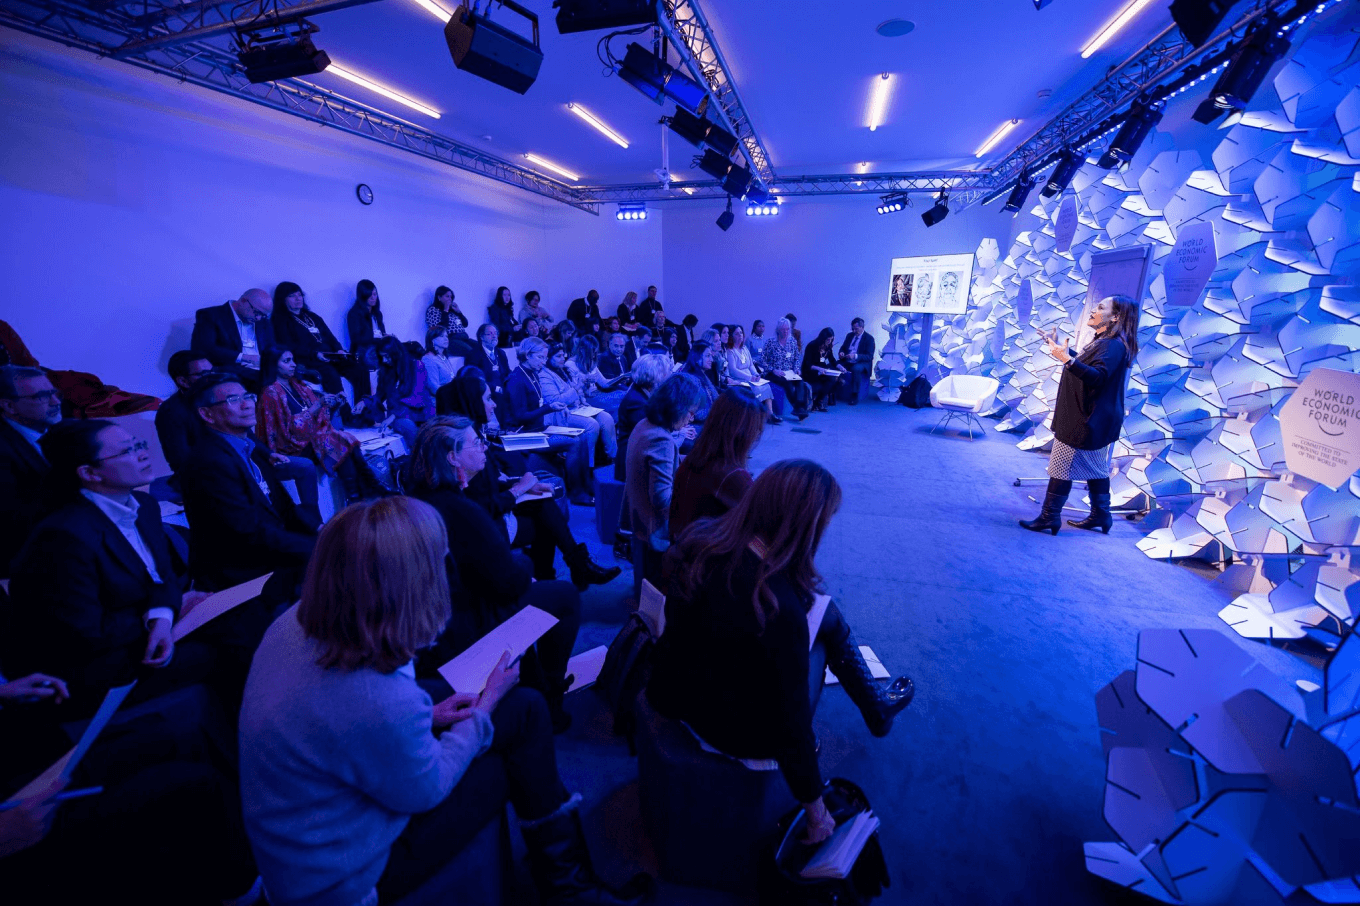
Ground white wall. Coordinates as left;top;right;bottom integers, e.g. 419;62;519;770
658;195;1020;349
0;33;663;397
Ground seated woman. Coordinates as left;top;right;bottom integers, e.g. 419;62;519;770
271;281;369;400
724;324;779;424
438;374;620;590
613;354;672;559
761;317;811;420
551;319;578;355
540;342;617;468
670;388;765;538
567;335;629;416
801;327;848;412
239;496;651;906
699;328;730;389
425;285;473;355
679;341;720;423
346;279;390;397
258;347;382;503
515;315;543;345
624;373;704;598
422;326;459;396
518;289;554;333
394;341;437;427
406;421;583;732
647;461;916;844
503;338;593;505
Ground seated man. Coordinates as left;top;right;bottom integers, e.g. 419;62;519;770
566;289;603;339
179;373;320;594
0;366;62;578
837;317;876;405
190;289;276;391
154;351;213;478
598;333;631;381
459;323;510;401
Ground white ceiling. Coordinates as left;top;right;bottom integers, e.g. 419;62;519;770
306;0;1176;186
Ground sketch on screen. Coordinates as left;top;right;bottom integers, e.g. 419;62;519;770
915;272;933;308
889;273;914;308
939;272;960;308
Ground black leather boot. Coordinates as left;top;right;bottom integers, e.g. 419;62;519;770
824;625;915;738
566;543;622;591
1068;493;1113;533
520;795;656;906
1019;489;1070;535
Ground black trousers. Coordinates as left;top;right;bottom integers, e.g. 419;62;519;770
846;363;872;398
299;355;373;398
377;686;568;902
805;374;841;406
769;374;811;415
511;498;578;579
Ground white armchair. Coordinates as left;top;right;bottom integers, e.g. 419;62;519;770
929;374;999;440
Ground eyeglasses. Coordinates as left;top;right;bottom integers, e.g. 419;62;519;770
208;393;257;407
463;436;488;451
12;389;61;402
94;439;150;462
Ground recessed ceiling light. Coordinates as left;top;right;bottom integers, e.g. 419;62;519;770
876;19;915;37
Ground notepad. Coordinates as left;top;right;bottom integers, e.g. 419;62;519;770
638;579;667;637
800;810;881;880
780;370;803;381
438;606;559;694
566;646;609;693
824;646;889;685
514;489;555;504
173;573;272;642
813;366;844;377
748;378;770;387
501;432;550;451
544;425;585;437
571;406;604;418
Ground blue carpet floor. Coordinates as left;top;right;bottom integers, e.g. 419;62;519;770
546;401;1316;906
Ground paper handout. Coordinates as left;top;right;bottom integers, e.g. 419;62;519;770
544;425;584;437
173;573;272;642
639;580;666;637
501;433;550;452
3;681;137;807
438;605;559;694
824;646;889;685
780;370;803;381
566;646;609;693
571;406;604;418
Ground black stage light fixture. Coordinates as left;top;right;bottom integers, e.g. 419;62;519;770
1001;173;1036;213
553;0;656;34
698;148;754;198
239;34;330;83
667;108;739;157
1098;99;1163;169
1192;20;1290;124
1041;148;1083;197
445;1;543;95
876;193;909;215
921;192;949;227
1170;0;1233;48
618;42;707;113
716;196;735;232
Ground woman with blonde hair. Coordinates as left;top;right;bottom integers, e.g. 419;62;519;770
240;496;652;906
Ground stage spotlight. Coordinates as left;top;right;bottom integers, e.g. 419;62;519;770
618;42;707;113
1097;99;1163;169
875;193;909;214
921;192;949;227
1041;148;1083;197
716;196;734;232
667;108;739;157
745;200;780;216
616;203;647;221
238;34;330;84
1001;174;1036;213
554;0;656;34
1170;0;1233;47
1193;20;1290;124
698;148;754;198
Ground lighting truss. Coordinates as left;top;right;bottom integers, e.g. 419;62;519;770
657;0;775;186
575;171;991;205
113;0;384;55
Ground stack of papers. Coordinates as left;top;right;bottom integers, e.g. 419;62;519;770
800;810;881;880
502;432;550;451
545;425;585;437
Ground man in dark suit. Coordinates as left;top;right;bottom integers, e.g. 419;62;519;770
155;351;213;477
179;373;319;593
0;365;62;577
637;285;661;329
189;289;275;391
566;289;603;339
462;323;511;399
838;318;876;405
598;333;632;381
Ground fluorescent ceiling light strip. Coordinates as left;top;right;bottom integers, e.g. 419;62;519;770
1081;0;1158;59
567;103;629;148
976;118;1021;158
866;73;893;132
328;63;440;119
524;153;580;182
408;0;452;22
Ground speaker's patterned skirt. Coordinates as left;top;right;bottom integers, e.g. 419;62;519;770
1047;439;1113;481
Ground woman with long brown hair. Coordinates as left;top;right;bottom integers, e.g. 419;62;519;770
1020;294;1140;535
669;387;766;536
646;460;915;845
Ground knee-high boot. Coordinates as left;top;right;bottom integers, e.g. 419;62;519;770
520;794;656;906
1068;478;1113;533
1019;478;1071;535
821;605;915;738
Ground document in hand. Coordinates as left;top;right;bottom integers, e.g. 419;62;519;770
566;645;609;692
571;406;604;418
3;681;137;806
544;425;585;437
800;810;881;880
749;378;770;387
814;366;843;377
438;605;559;694
824;646;889;685
173;572;272;641
639;579;666;637
781;370;803;381
502;432;550;451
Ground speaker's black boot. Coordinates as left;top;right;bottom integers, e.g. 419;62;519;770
520;795;656;906
824;622;915;738
1019;490;1069;535
1068;493;1113;533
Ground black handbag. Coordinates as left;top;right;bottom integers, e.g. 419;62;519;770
761;778;891;905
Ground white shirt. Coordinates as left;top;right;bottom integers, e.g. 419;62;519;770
231;304;258;365
80;489;174;626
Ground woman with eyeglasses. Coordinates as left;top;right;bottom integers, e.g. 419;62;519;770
7;420;232;719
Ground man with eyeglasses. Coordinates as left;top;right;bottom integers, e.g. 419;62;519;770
189;288;277;392
180;373;319;594
0;365;63;576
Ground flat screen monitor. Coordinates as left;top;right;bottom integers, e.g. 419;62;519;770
887;253;975;315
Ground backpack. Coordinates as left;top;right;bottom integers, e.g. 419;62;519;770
595;613;656;753
898;374;932;409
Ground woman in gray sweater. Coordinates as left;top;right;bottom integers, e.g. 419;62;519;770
239;497;652;906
